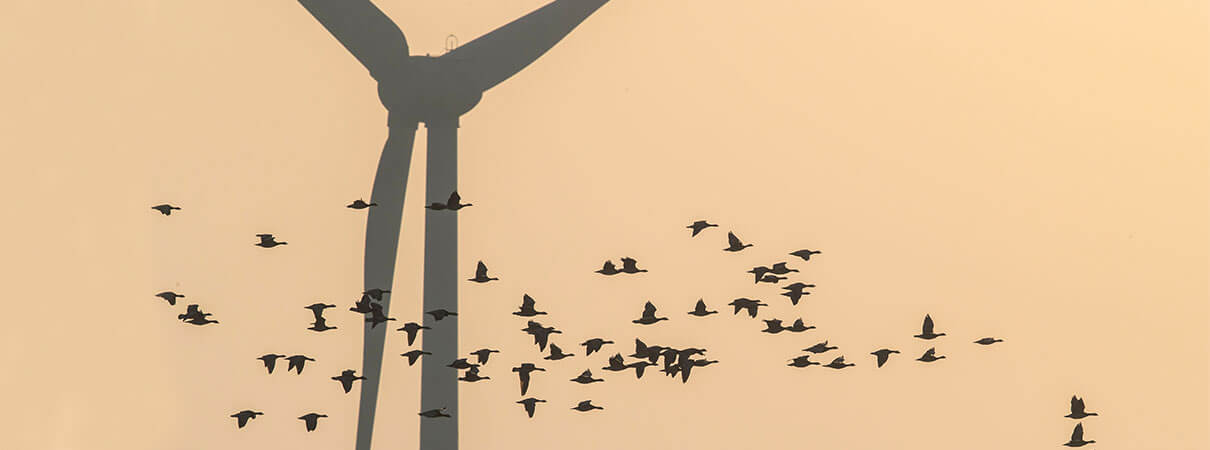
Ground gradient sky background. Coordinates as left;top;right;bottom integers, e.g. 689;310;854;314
1;1;1207;449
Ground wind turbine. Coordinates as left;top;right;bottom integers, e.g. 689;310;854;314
296;1;611;450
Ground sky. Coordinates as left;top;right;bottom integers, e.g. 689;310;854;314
0;1;1207;449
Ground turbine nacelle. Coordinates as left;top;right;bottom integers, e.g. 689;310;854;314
378;56;483;123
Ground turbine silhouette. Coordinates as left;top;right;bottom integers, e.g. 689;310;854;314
297;1;611;450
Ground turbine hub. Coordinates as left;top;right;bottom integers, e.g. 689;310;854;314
378;56;483;123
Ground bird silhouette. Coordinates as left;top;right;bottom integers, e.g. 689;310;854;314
254;233;287;248
426;309;457;321
1065;396;1098;419
870;349;900;368
544;343;574;361
572;400;603;412
458;366;490;382
769;262;798;275
517;398;546;418
512;363;545;395
304;302;336;321
295;413;327;432
916;347;945;363
914;315;946;340
633;301;669;325
332;369;366;393
349;294;376;314
397;322;430;345
595;260;620;275
1063;423;1095;447
184;316;219;326
570;369;604;384
747;266;772;283
602;353;629;372
447;358;479;370
630;339;663;361
780;282;815;306
757;274;787;284
619;257;648;274
419;408;451;418
728;298;768;318
309;317;337;332
789;249;821;262
803;341;837;354
580;338;614;356
626;360;655;379
365;304;396;329
824;356;855;369
286;355;315;375
257;354;286;374
688;299;718;317
687;220;718;237
761;319;787;334
401;350;431;366
363;288;391;301
974;337;1004;345
788;355;820;368
177;304;211;322
723;232;753;252
523;321;561;351
347;199;377;209
426;191;472;211
468;261;498;283
513;294;547;317
155;291;184;306
470;348;500;365
230;410;262;428
785;318;815;333
151;204;181;216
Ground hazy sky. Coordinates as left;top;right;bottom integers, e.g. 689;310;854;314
1;1;1206;449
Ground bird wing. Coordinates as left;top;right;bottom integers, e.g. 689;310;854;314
524;401;536;417
923;348;936;358
236;415;249;427
727;232;740;247
476;261;488;278
448;191;461;205
922;315;934;334
519;372;530;395
746;304;759;318
643;301;657;316
601;261;616;271
536;332;550;351
1071;423;1083;441
875;353;888;366
521;294;536;309
1072;397;1084;414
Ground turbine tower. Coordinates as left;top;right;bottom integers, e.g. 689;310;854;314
296;1;611;449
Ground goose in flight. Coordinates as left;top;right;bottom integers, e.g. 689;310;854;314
580;338;614;356
458;366;490;382
447;358;479;370
789;249;821;262
349;294;376;314
595;260;620;275
397;322;430;346
601;353;629;373
913;314;946;340
780;282;815;306
761;319;786;334
688;299;718;317
1063;423;1095;447
419;408;451;418
974;337;1004;345
803;341;837;354
619;257;648;274
870;349;900;368
517;398;546;418
723;232;753;252
823;356;855;369
544;343;574;361
470;348;500;366
757;274;787;284
513;294;547;317
308;316;337;332
177;304;210;322
365;304;396;329
155;291;184;306
748;265;772;283
286;355;315;374
298;413;327;432
769;262;798;275
332;369;366;393
304;302;336;321
425;191;472;211
916;347;945;363
728;298;767;318
1065;396;1098;419
788;355;819;368
347;199;377;209
625;360;655;379
230;410;262;429
572;400;603;412
570;369;604;384
523;321;561;351
254;234;287;248
468;261;498;283
151;204;181;216
363;288;390;301
257;354;286;374
426;309;457;321
687;220;718;237
512;363;545;395
401;350;431;366
632;301;669;325
785;318;815;333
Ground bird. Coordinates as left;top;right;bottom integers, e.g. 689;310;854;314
723;232;753;252
780;282;815;306
570;369;604;384
974;337;1004;345
523;321;562;351
630;339;663;361
397;322;430;345
365;304;396;329
803;341;837;354
625;360;655;379
467;261;498;283
304;302;337;321
155;291;184;306
761;319;786;334
595;260;620;275
580;338;614;356
747;266;772;283
544;343;574;361
419;408;451;418
517;398;546;418
916;347;945;363
349;294;376;314
230;410;262;428
513;294;547;317
177;304;211;322
257;354;286;374
1063;423;1095;447
254;233;287;248
687;220;718;237
512;363;545;395
286;355;315;375
824;356;855;369
870;349;900;368
757;274;787;284
347;199;377;209
632;301;669;325
309;317;337;332
785;318;815;333
789;249;821;262
769;262;798;275
602;354;629;372
447;358;479;370
458;366;490;382
401;350;431;366
151;204;181;216
1065;396;1098;419
688;299;718;317
618;257;648;274
470;348;500;365
728;298;768;318
426;309;457;321
363;288;391;301
788;355;819;368
572;400;604;412
426;191;472;211
298;413;327;432
332;369;366;393
184;316;219;326
914;314;946;340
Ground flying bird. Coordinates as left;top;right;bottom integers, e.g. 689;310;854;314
397;322;430;345
349;294;376;314
769;262;798;275
916;347;945;363
747;266;772;283
447;358;479;370
1063;423;1096;447
618;257;648;274
580;338;613;356
595;260;620;275
728;298;768;318
517;398;546;418
426;191;472;211
304;302;336;321
155;291;184;306
401;350;431;366
332;369;366;393
177;304;210;322
785;318;815;333
347;199;377;209
512;363;545;395
309;317;337;332
870;349;900;368
257;354;286;374
458;366;490;382
298;413;327;432
780;282;815;306
513;294;547;317
468;261;498;283
151;204;181;216
254;234;287;248
687;220;718;237
544;343;574;361
688;299;718;317
974;337;1004;345
757;274;787;284
789;249;821;261
1065;396;1098;419
426;309;457;321
419;408;451;418
570;369;604;384
230;410;262;429
286;355;315;374
572;400;604;412
761;319;786;334
470;348;500;365
723;232;753;252
602;354;628;372
914;314;946;340
803;341;837;354
823;356;855;369
632;301;669;325
523;321;561;351
788;355;820;368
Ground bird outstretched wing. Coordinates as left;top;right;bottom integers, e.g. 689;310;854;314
727;232;741;247
922;315;935;334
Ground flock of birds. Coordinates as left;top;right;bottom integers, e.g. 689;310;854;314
150;200;1100;446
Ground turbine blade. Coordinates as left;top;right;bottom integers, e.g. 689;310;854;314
442;0;610;92
298;0;410;81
